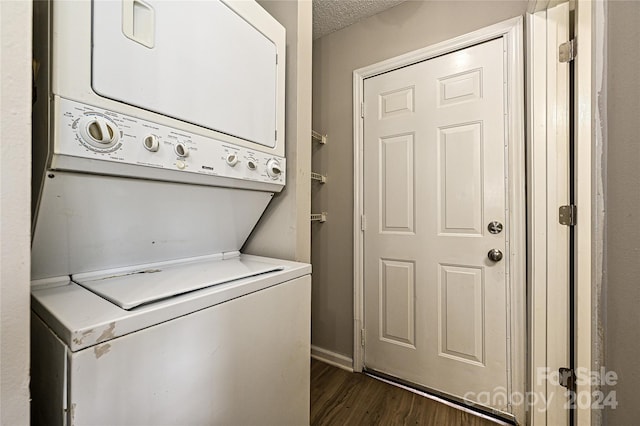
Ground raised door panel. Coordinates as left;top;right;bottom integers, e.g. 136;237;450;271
379;259;416;348
438;264;484;365
379;134;415;234
437;123;484;235
438;68;483;107
379;86;415;119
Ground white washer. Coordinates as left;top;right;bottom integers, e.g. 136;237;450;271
32;256;311;425
30;1;310;424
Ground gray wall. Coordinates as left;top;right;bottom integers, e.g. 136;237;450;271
604;1;640;423
311;0;528;358
245;0;312;264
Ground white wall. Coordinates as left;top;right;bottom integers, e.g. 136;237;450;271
0;1;32;424
245;0;312;264
311;0;529;358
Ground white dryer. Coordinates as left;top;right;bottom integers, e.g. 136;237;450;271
30;1;310;424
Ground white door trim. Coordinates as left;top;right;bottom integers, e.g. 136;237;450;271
528;2;600;424
527;5;571;424
575;1;597;424
353;16;525;422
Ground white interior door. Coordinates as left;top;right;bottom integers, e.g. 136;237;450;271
363;38;512;414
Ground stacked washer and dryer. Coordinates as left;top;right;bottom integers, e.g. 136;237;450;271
30;1;311;424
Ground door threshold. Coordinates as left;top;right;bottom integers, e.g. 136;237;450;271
363;367;517;425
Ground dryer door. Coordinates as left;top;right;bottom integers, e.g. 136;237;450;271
92;0;279;148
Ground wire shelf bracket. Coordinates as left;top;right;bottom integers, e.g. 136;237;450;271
311;172;327;183
311;130;327;145
310;212;327;223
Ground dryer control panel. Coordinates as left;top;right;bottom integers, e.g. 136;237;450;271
54;98;285;185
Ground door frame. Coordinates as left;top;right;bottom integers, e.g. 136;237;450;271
352;16;525;421
574;1;599;425
527;4;571;424
528;1;600;425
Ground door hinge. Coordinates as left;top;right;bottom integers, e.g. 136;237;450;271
360;328;366;347
361;214;366;231
559;205;577;226
559;367;576;391
559;39;577;63
361;102;365;118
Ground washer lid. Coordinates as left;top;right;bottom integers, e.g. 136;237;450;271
73;253;284;310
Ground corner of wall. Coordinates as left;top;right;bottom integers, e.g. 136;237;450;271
593;1;607;424
0;1;33;424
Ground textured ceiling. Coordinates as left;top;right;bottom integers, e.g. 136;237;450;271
313;0;408;40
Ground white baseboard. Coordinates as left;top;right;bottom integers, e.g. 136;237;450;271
311;345;353;372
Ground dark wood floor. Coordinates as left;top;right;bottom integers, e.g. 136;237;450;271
310;359;502;426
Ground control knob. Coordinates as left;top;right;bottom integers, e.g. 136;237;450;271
143;135;159;152
247;158;258;171
174;142;189;158
266;159;282;179
78;115;120;149
226;153;239;167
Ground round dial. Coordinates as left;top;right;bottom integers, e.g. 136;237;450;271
225;153;239;167
78;114;120;150
174;142;189;158
266;159;282;179
247;159;257;171
143;135;159;152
